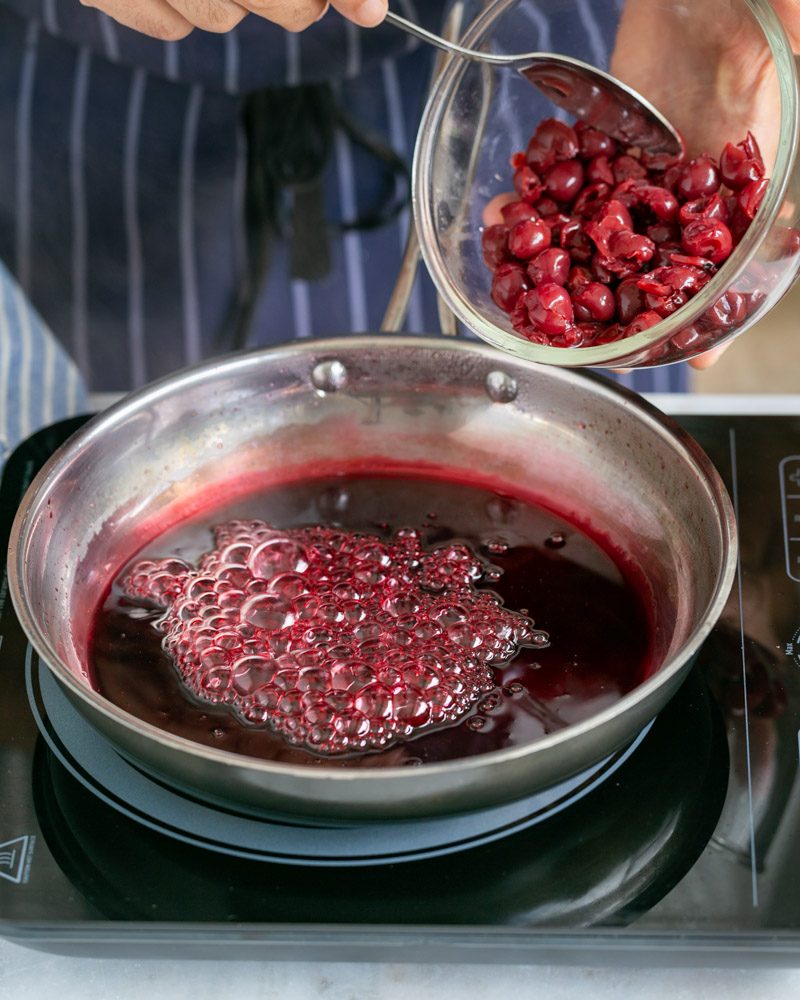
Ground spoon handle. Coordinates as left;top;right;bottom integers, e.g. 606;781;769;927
384;9;511;66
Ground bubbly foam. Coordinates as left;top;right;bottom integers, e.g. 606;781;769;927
121;521;545;755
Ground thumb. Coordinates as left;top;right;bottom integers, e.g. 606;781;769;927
330;0;387;27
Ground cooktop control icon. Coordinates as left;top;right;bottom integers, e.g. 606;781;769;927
780;456;800;583
787;625;800;669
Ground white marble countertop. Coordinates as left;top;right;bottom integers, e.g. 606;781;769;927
2;941;800;1000
645;392;800;415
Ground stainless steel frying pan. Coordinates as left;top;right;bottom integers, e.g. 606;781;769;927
7;336;736;820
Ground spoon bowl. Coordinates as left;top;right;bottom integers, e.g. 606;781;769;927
386;9;682;156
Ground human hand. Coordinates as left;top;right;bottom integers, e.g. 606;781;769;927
80;0;388;40
611;0;800;168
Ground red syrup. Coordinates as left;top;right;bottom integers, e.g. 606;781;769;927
89;474;654;769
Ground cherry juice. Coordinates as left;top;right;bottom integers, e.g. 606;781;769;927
89;473;654;768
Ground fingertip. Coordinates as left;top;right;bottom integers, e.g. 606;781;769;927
350;0;387;27
155;18;194;40
689;345;729;370
482;192;516;227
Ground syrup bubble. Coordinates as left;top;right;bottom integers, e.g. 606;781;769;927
232;655;277;694
249;538;309;579
485;538;509;555
241;594;296;632
123;519;537;755
219;543;252;567
268;573;307;600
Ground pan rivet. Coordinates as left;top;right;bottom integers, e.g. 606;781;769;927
311;359;348;393
485;370;518;403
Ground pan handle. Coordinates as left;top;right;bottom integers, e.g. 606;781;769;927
380;4;464;336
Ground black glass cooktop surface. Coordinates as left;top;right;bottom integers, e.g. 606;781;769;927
1;414;799;965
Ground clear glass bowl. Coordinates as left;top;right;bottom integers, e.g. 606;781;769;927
413;0;800;368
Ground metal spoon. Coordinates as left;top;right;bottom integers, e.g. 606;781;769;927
384;9;683;157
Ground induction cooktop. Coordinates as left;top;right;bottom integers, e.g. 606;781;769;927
1;414;800;966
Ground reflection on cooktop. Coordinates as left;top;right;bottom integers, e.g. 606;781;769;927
32;662;727;927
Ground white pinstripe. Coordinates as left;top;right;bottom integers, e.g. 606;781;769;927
520;1;552;52
0;273;9;456
179;85;204;364
42;0;58;34
40;319;56;426
381;58;423;333
285;30;300;87
223;28;240;94
15;21;39;294
652;364;672;393
232;122;249;309
344;21;361;80
124;69;148;388
14;283;34;439
575;0;608;66
334;129;368;332
396;0;420;52
69;47;91;380
291;280;312;339
65;362;80;418
165;41;179;81
96;12;120;62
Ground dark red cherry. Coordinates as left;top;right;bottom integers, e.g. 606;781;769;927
736;178;768;220
525;118;580;172
491;262;528;312
543;160;585;204
719;132;765;191
681;219;733;264
526;247;571;287
508;218;552;259
513;165;543;204
481;224;509;268
572;281;616;322
677;155;721;200
615;276;647;325
575;121;618;159
624;310;663;335
524;282;575;335
501;200;541;228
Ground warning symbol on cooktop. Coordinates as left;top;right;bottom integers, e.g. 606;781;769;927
0;835;34;884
